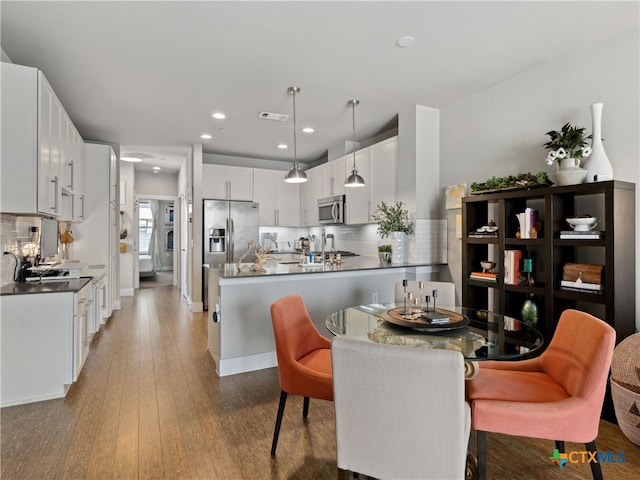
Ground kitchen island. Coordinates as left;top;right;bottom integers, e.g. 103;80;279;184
207;256;444;376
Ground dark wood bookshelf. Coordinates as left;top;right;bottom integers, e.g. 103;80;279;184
462;180;636;344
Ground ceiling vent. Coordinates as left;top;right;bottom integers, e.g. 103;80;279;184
258;111;289;121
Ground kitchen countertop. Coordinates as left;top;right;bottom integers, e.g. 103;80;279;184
213;255;444;279
0;277;93;296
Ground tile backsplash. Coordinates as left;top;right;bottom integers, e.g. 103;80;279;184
1;214;48;286
258;219;447;264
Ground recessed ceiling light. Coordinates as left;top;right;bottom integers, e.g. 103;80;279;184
277;144;288;149
212;112;226;119
152;166;161;172
396;35;415;48
120;156;142;163
302;127;315;133
200;134;212;139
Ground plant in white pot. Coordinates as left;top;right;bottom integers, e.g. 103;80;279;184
372;201;414;264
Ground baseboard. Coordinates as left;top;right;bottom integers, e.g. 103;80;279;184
212;350;277;377
120;288;134;297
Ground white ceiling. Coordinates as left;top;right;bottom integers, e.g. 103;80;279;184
2;1;638;173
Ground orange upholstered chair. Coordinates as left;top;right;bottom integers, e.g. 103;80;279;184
466;309;615;480
270;294;333;455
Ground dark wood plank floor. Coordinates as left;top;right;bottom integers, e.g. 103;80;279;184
1;286;638;479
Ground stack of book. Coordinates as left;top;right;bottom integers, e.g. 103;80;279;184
560;280;604;294
559;230;604;240
504;249;523;285
468;230;498;239
469;271;498;282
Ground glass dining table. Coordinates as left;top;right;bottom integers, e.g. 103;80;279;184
325;304;544;378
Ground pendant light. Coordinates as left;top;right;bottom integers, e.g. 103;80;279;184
284;86;308;183
344;99;365;187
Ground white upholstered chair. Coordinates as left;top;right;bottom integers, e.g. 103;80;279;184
394;280;456;307
331;337;470;480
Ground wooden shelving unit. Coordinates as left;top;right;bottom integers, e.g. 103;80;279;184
462;180;636;345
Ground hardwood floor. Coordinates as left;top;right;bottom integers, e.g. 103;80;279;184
1;286;638;479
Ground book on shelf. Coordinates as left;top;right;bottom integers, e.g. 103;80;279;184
504;249;523;285
468;232;498;238
559;230;604;239
469;271;498;282
560;286;605;295
560;280;604;291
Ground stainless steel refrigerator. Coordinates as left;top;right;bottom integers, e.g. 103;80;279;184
203;200;260;309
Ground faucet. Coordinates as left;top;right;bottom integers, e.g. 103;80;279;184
326;233;335;252
321;228;326;262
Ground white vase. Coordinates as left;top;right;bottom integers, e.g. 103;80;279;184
584;102;613;183
390;232;407;264
555;158;587;186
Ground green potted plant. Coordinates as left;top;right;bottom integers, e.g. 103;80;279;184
372;201;414;263
377;244;392;263
543;122;592;186
372;201;415;238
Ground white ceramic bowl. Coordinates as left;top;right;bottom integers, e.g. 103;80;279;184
566;217;599;231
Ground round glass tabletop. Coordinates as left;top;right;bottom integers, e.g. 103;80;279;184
325;304;544;361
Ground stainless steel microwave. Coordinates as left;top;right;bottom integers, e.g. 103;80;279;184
318;195;345;224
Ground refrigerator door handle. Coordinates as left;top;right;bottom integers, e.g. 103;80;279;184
225;217;230;262
229;218;234;261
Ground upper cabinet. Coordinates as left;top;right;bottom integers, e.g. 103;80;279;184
345;148;370;224
1;63;84;219
253;169;300;227
320;156;346;198
202;164;253;201
301;168;323;226
368;136;398;219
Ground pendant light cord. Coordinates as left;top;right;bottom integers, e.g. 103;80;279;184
292;88;298;169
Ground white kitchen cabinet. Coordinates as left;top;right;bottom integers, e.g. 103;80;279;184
302;167;323;226
0;278;94;407
253;169;300;227
202;164;253;201
368;136;398;220
320;156;346;198
1;63;85;218
345;148;370;224
73;282;92;381
73;144;118;319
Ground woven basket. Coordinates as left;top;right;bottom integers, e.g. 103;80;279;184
611;333;640;393
610;377;640;446
610;333;640;447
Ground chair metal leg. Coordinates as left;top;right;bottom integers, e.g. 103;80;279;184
303;396;310;418
555;440;565;453
476;430;487;480
271;390;288;455
585;440;603;480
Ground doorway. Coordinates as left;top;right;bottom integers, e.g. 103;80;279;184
136;196;178;289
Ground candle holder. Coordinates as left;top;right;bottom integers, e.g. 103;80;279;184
518;258;535;286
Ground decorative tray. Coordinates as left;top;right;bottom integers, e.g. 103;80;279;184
382;307;470;332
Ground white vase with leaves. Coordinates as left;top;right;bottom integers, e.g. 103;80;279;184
372;201;414;264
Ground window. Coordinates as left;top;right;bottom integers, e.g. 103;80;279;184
139;202;153;254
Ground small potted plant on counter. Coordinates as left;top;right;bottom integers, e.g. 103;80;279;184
378;244;392;263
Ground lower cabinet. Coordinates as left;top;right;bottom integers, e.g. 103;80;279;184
0;278;94;407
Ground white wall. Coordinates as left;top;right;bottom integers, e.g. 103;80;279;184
135;171;178;198
119;162;136;296
439;29;640;330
